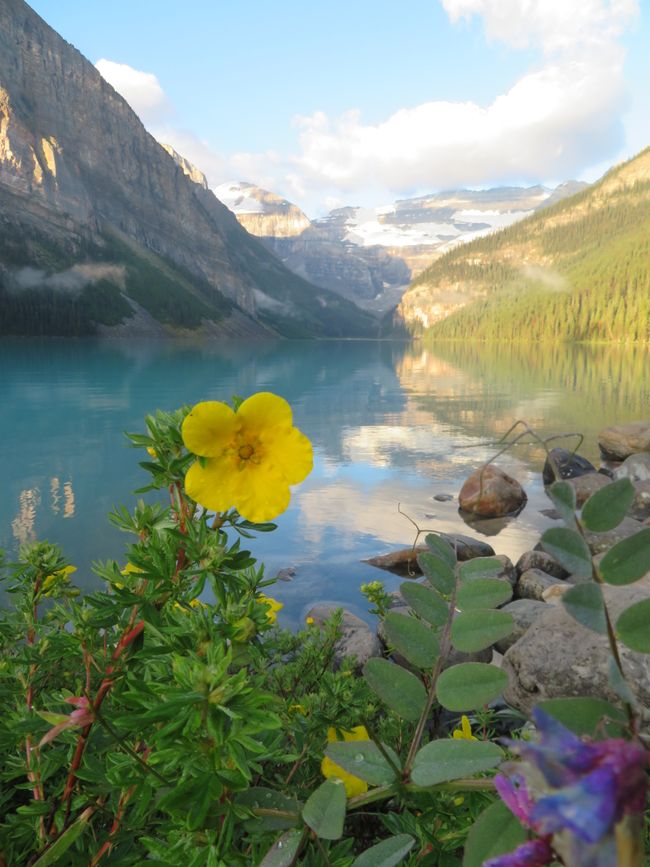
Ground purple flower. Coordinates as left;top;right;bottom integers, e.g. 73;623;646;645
484;838;553;867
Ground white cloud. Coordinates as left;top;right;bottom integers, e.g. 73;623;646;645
95;59;171;124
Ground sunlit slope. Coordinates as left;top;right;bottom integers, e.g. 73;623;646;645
396;148;650;342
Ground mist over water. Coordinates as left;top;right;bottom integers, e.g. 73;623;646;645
1;338;648;625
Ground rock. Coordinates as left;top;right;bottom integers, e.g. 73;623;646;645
613;452;650;483
458;465;527;518
542;447;597;486
434;493;454;502
541;584;571;605
539;508;562;520
306;604;381;669
515;550;569;580
628;480;650;522
565;472;611;507
502;580;650;717
598;461;622;479
495;600;548;654
365;534;495;576
584;516;645;555
494;555;517;587
598;422;650;460
275;567;296;582
516;568;567;601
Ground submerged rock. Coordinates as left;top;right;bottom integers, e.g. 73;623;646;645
458;465;527;518
598;421;650;460
542;447;596;486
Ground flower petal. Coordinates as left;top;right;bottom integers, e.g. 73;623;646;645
185;456;243;512
182;401;238;457
238;392;293;433
484;838;554;867
321;756;368;798
531;767;617;843
264;426;313;485
230;463;291;523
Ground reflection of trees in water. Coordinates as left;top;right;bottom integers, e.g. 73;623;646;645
10;478;75;546
397;342;650;462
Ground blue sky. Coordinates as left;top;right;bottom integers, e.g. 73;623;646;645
28;0;650;216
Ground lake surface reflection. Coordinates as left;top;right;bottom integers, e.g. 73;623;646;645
1;338;648;625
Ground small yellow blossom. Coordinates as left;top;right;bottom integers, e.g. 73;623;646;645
41;565;76;596
321;725;370;798
146;446;158;459
181;392;313;523
258;594;283;624
305;616;315;626
288;704;308;716
452;715;477;741
174;598;209;613
120;563;143;576
453;796;465;806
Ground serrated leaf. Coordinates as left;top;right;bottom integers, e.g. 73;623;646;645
581;478;636;533
363;658;427;721
458;557;504;581
425;533;456;568
436;663;508;711
351;834;415;867
562;583;607;634
462;800;527;867
546;480;577;525
599;528;650;585
325;740;399;786
400;581;449;626
456;579;512;610
616;599;650;653
411;739;502;786
383;612;439;669
451;609;513;652
302;779;346;840
538;697;627;738
417;552;455;596
259;829;304;866
541;527;592;577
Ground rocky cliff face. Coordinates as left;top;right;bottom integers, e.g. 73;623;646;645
0;1;375;337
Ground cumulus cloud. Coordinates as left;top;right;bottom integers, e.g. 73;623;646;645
95;59;171;124
288;0;639;201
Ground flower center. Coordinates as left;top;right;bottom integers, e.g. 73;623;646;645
238;443;255;461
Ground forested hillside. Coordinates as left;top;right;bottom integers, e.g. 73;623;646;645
397;149;650;343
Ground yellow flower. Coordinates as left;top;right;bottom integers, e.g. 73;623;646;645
181;392;313;523
146;446;158;459
321;725;369;798
305;616;315;626
174;598;209;613
258;594;283;624
452;715;477;741
121;563;143;576
41;565;76;596
288;704;308;716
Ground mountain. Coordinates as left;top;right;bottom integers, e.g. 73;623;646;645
0;2;376;338
217;181;584;313
395;148;650;343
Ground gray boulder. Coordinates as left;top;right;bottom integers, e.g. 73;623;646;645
495;599;548;654
584;516;645;555
306;604;381;670
516;568;567;601
565;472;611;507
628;480;650;522
503;580;650;717
613;452;650;483
515;550;569;580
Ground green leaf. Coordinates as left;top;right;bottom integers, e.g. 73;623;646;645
538;697;627;738
436;663;508;711
383;612;440;669
363;658;427;721
462;800;527;867
599;528;650;585
451;610;514;652
411;739;503;786
562;583;607;634
235;788;300;831
425;533;456;568
608;657;637;707
259;829;304;867
617;599;650;652
458;557;504;581
541;527;592;577
417;552;455;596
325;740;400;786
456;579;512;610
546;480;577;525
351;834;415;867
400;581;449;626
581;478;636;533
32;808;93;866
302;779;347;840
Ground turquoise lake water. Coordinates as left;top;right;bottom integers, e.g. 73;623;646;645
2;338;649;626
